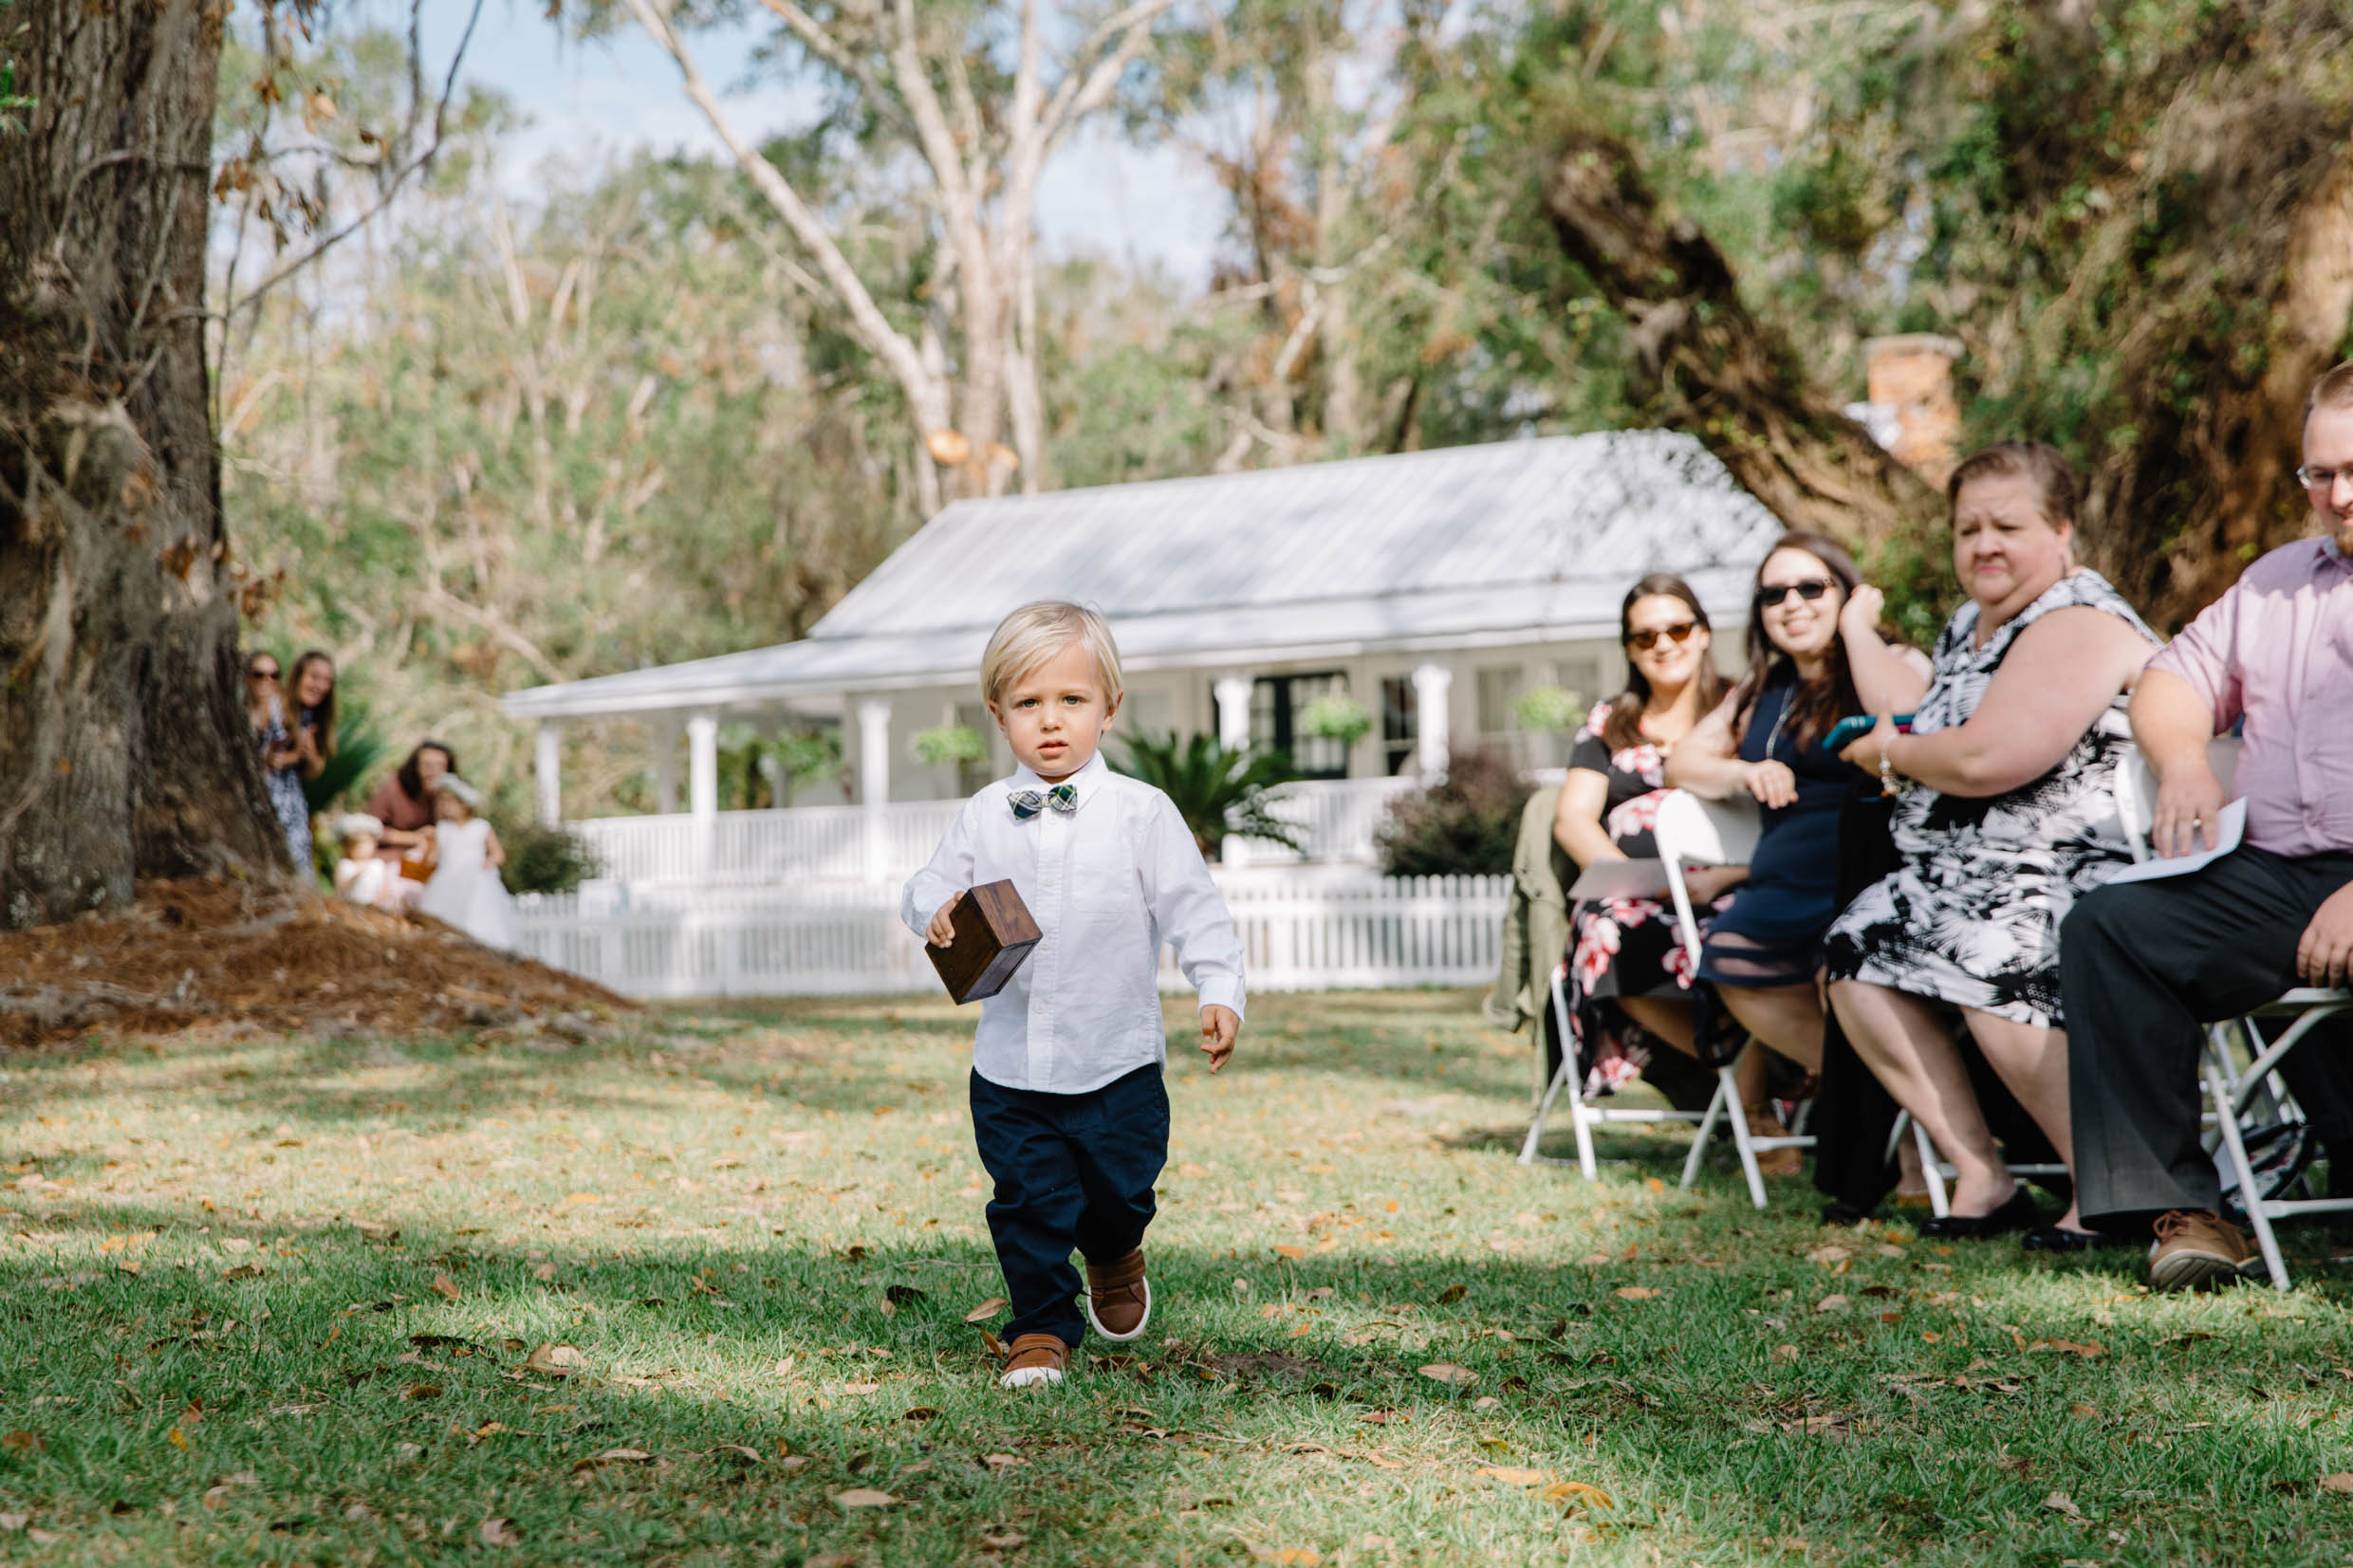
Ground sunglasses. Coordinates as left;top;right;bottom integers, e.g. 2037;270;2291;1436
248;667;281;682
1756;579;1837;608
1625;621;1698;653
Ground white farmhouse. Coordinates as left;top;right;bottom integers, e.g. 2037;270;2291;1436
506;429;1785;896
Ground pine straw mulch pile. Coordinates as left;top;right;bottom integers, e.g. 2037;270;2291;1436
0;878;635;1049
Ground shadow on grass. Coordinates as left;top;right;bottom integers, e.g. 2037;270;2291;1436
3;1185;2350;1566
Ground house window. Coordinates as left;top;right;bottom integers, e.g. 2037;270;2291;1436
1554;656;1602;711
1474;665;1525;737
1380;674;1417;775
1237;672;1350;779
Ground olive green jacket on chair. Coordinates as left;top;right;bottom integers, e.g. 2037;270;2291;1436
1483;785;1573;1079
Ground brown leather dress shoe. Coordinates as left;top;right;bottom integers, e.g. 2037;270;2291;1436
998;1333;1068;1389
1084;1248;1152;1341
2148;1209;2257;1292
1743;1104;1801;1178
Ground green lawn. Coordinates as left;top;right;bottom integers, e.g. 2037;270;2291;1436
0;990;2347;1566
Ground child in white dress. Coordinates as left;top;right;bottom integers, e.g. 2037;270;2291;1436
416;777;519;950
332;814;404;910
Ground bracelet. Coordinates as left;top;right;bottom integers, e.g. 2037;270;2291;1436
1879;737;1898;799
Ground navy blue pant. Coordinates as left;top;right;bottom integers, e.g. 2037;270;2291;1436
969;1063;1168;1346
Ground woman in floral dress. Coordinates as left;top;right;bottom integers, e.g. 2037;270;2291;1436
1552;574;1734;1100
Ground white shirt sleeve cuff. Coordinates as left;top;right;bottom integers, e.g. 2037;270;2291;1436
1195;978;1244;1018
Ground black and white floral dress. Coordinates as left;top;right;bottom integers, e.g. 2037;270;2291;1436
1561;701;1730;1093
1823;570;2157;1028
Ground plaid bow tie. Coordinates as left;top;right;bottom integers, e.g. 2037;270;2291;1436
1010;783;1077;821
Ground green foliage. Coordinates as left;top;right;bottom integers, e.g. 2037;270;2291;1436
1511;684;1584;735
912;725;988;768
1373;746;1528;877
301;694;388;814
1110;731;1300;860
772;728;846;807
495;816;602;895
1298;693;1371;747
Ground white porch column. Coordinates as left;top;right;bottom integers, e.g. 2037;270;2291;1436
652;714;681;816
533;722;563;827
1412;661;1454;780
1214;673;1254;752
686;710;719;877
859;697;893;881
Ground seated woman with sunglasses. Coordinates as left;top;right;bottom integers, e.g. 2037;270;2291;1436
1664;533;1931;1167
246;653;315;871
1551;574;1736;1109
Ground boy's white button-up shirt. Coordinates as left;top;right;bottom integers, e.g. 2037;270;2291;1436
900;750;1246;1095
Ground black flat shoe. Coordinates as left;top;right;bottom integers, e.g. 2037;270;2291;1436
1918;1187;2042;1240
2020;1224;2136;1254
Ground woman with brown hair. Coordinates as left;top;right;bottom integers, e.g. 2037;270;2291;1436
1665;532;1932;1163
286;649;337;784
1550;574;1732;1099
1826;443;2158;1244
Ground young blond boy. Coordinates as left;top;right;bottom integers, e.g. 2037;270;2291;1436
903;601;1245;1389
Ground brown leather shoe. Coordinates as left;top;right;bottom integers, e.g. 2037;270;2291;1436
1084;1248;1152;1341
998;1333;1068;1389
2148;1209;2257;1292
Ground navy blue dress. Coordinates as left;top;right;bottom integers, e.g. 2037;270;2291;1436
1695;676;1856;988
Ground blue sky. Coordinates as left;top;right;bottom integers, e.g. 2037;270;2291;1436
428;0;1228;287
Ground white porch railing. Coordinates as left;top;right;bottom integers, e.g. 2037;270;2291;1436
565;774;1483;885
570;801;963;885
513;869;1507;999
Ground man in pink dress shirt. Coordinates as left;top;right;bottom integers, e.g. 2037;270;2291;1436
2062;360;2353;1290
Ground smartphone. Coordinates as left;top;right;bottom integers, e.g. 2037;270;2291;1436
1824;713;1915;753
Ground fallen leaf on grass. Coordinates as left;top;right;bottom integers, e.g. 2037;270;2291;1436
2030;1339;2106;1360
1815;1295;1849;1313
2320;1473;2353;1494
709;1445;762;1465
1787;1413;1857;1442
1613;1286;1658;1301
1474;1466;1551;1485
980;1530;1028;1550
0;1514;25;1532
479;1519;521;1546
1772;1344;1800;1361
1;1432;40;1453
982;1452;1027;1468
2044;1492;2084;1521
1274;1245;1306;1260
964;1297;1008;1322
1250;1549;1321;1566
573;1448;654;1471
1417;1363;1477;1387
1806;1245;1852;1264
1547;1481;1613;1511
902;1407;938;1422
525;1344;586;1377
401;1382;442;1402
1436;1283;1467;1304
835;1488;898;1509
805;1555;858;1568
841;1382;881;1396
1645;1176;1665;1194
221;1264;264;1281
431;1273;461;1301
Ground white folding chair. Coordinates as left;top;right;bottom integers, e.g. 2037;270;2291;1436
1519;791;1761;1193
2112;738;2353;1289
1656;789;1814;1208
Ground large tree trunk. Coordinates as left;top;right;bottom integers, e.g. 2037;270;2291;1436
1543;127;1943;558
0;0;287;927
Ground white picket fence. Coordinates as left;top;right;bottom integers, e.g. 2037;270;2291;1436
513;869;1508;1000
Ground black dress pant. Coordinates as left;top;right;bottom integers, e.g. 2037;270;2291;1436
969;1062;1168;1346
2062;847;2353;1230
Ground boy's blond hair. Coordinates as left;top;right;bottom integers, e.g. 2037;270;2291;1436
981;601;1124;709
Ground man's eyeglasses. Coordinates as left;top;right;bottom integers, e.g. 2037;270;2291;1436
248;666;280;682
1625;621;1697;652
2297;465;2351;491
1756;579;1837;608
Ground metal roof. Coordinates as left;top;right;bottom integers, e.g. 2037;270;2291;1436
505;431;1787;720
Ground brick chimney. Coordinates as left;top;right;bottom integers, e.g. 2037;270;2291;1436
1851;334;1965;486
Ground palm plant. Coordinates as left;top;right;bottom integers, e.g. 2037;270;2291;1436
1111;730;1301;860
302;693;387;814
